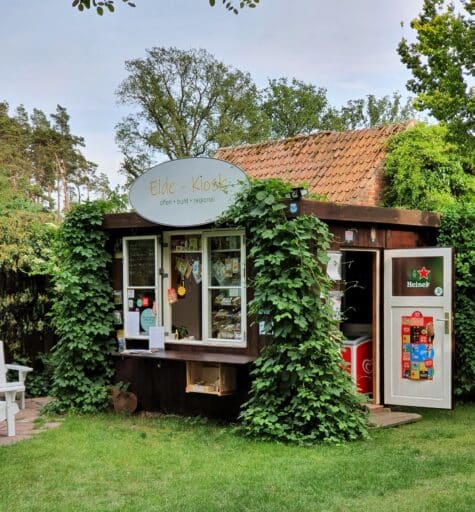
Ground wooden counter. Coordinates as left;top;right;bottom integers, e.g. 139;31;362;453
112;350;256;365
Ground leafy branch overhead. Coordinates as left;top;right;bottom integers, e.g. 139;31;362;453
72;0;259;15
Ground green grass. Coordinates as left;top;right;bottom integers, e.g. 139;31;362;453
1;405;474;512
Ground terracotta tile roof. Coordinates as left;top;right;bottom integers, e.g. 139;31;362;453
215;123;412;206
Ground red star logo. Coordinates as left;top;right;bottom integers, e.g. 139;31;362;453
417;267;430;280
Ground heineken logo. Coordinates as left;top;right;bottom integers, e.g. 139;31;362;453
407;266;431;288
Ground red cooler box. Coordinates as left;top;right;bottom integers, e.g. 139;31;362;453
341;335;373;394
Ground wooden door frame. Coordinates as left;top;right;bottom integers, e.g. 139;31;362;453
340;248;381;404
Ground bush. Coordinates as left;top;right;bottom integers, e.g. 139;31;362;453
437;202;475;399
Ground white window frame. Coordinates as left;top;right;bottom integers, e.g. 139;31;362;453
163;229;247;348
122;236;160;339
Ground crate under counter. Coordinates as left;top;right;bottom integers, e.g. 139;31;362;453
186;361;236;396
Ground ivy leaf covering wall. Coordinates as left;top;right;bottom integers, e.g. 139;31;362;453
223;179;368;443
48;201;115;413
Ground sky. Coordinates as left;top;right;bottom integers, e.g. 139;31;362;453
0;0;424;189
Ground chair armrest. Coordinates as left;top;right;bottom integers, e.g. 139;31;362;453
6;364;33;374
5;364;33;384
0;382;25;393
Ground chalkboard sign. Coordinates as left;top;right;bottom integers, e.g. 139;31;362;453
127;239;155;286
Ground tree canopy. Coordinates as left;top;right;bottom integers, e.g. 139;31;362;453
398;0;474;163
262;78;331;138
115;47;416;182
115;47;268;181
0;102;111;218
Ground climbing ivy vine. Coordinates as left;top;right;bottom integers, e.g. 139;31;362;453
224;179;368;443
48;201;115;413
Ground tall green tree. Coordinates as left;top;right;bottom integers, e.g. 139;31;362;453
0;102;34;195
115;47;267;182
332;92;415;131
1;101;110;217
262;78;331;138
398;0;474;162
261;82;414;138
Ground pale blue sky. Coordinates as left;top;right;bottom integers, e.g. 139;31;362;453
0;0;423;187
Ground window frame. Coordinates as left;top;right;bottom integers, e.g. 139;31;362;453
122;235;160;339
163;229;247;348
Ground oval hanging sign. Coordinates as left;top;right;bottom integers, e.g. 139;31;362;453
129;157;248;227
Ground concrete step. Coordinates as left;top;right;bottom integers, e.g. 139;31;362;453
365;403;391;414
368;410;422;428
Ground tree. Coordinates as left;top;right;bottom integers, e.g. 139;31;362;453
398;0;474;161
261;78;332;138
115;47;267;182
0;103;34;195
261;82;415;138
332;92;415;131
1;101;111;217
72;0;260;15
383;123;474;211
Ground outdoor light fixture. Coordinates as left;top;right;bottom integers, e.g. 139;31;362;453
289;187;308;199
370;226;377;243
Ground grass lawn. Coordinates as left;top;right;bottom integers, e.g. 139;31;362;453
1;405;474;512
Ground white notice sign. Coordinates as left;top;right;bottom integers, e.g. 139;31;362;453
149;326;165;350
126;311;140;337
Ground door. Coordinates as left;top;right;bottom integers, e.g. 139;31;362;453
384;248;453;409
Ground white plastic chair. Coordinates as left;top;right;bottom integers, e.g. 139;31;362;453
0;340;32;436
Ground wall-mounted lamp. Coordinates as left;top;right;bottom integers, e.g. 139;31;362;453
370;226;377;243
289;187;308;200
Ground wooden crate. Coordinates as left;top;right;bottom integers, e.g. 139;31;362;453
185;361;236;396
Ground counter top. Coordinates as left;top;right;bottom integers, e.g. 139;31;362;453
112;349;257;365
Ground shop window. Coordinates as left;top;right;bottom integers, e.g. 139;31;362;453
164;230;246;347
205;234;244;343
123;237;160;338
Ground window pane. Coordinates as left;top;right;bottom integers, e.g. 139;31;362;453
127;239;155;286
126;289;157;335
392;256;444;297
170;252;202;340
209;236;241;287
210;289;242;340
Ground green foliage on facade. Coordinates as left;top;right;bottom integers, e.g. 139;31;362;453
48;201;115;413
383;123;474;211
437;203;475;399
224;179;368;443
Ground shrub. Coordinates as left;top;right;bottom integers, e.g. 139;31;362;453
437;202;475;399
